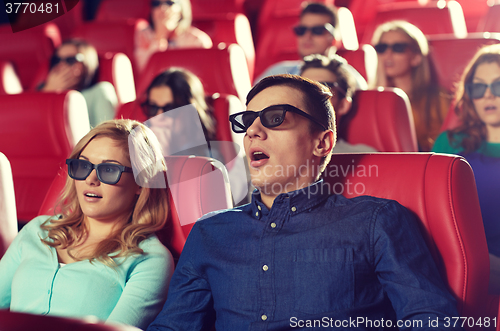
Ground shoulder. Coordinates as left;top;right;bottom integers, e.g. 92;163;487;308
255;61;302;83
82;81;116;98
176;26;213;48
432;131;464;154
22;215;57;234
333;139;377;153
139;235;171;259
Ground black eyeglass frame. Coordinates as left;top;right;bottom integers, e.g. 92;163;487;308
140;101;178;117
320;81;347;99
465;81;500;99
66;159;133;185
374;42;410;54
151;0;176;7
50;53;84;68
293;23;335;37
229;104;328;134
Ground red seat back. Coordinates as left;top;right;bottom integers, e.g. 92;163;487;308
0;152;18;259
0;24;60;89
361;0;467;44
137;45;251;102
428;33;500;93
0;91;89;222
339;88;418;152
95;0;151;21
0;310;140;331
0;61;22;95
337;44;377;85
38;155;232;262
323;152;489;324
477;3;500;33
71;19;149;76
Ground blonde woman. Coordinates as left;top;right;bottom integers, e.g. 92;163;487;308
0;119;173;329
371;20;450;151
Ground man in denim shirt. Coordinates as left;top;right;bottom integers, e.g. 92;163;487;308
147;75;461;330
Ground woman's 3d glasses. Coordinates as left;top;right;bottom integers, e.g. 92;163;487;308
374;43;410;54
50;53;84;68
466;81;500;99
141;101;177;117
66;159;133;185
293;23;334;37
151;0;176;7
229;104;328;133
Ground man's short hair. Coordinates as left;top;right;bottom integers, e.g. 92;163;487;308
300;2;338;30
246;74;335;173
300;54;357;101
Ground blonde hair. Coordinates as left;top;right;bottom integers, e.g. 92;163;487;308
41;119;168;266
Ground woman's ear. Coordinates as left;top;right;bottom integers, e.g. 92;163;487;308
411;53;423;67
136;186;142;195
313;130;335;158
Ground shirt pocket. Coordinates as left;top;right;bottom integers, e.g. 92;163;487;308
293;248;354;314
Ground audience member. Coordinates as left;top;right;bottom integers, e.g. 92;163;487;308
38;39;118;128
371;20;450;151
300;54;377;152
0;119;173;330
254;2;367;89
147;74;460;330
135;0;213;72
142;67;250;205
432;44;500;293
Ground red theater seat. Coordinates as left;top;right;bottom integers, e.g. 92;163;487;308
137;45;251;102
0;91;90;223
337;44;377;85
0;23;60;89
338;88;418;152
323;152;490;325
361;0;467;44
193;14;255;79
0;61;22;95
0;310;141;331
95;0;150;21
38;155;232;262
428;33;500;93
71;19;149;76
30;52;136;105
0;152;17;259
477;3;500;33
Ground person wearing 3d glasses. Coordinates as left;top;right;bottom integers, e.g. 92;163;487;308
38;39;118;128
0;119;173;330
371;20;451;151
432;44;500;294
254;2;367;90
134;0;212;73
147;74;461;331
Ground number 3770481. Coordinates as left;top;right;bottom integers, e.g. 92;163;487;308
5;2;59;14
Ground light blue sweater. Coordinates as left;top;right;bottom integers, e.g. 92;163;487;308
0;216;174;330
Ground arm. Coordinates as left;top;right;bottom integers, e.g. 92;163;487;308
106;239;174;330
0;229;22;309
373;201;462;330
147;226;215;331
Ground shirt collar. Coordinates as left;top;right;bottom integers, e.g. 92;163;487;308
250;180;331;218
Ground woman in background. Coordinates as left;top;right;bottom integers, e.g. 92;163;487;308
135;0;212;72
432;44;500;293
0;119;173;329
39;39;118;127
371;20;450;151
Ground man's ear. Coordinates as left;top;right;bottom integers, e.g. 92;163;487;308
313;130;335;157
410;53;423;67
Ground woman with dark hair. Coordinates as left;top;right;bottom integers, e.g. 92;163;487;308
135;0;212;72
39;39;118;127
0;119;173;329
432;44;500;292
371;20;450;151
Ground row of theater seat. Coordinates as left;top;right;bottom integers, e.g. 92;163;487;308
0;142;497;328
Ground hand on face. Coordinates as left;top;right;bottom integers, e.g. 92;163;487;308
43;64;82;91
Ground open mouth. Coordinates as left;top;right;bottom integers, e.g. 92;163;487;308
485;105;497;111
85;192;102;199
252;151;269;161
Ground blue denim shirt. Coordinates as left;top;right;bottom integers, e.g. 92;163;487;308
148;181;460;330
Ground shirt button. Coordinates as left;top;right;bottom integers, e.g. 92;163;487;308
261;314;268;321
270;223;276;228
257;205;262;210
291;206;297;212
262;265;269;271
255;212;259;217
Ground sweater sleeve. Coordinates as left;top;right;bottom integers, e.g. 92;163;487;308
106;237;174;330
432;131;463;155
